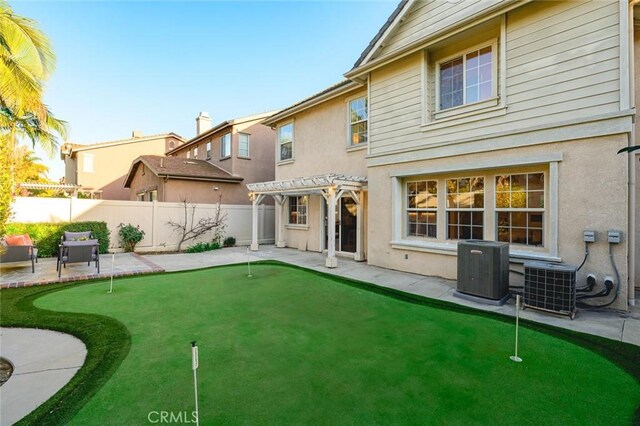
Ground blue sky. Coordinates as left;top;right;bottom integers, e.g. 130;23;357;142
12;1;398;179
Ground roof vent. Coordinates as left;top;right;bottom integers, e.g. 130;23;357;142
132;130;143;138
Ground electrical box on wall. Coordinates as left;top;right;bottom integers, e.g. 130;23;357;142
607;230;622;244
583;230;595;243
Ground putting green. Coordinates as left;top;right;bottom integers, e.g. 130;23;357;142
35;263;640;424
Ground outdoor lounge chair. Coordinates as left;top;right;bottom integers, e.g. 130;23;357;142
57;231;100;277
0;245;37;273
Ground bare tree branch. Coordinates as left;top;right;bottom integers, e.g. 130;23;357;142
167;195;227;252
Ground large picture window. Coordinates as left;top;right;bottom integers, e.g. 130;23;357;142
349;96;368;146
289;196;307;225
446;177;484;240
278;123;293;161
220;133;231;158
438;45;493;111
496;173;544;246
406;181;437;238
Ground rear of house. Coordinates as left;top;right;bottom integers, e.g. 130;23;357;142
251;0;638;311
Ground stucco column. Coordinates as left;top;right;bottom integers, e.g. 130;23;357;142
326;188;338;268
250;194;264;251
354;190;364;262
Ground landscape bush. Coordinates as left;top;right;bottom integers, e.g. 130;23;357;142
223;236;236;247
185;241;221;253
5;221;110;257
117;223;145;252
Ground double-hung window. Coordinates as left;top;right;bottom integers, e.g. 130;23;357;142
406;181;437;238
206;142;211;159
193;146;198;158
239;133;250;157
446;177;484;240
496;173;544;246
349;96;368;146
186;151;191;159
220;133;231;158
278;123;293;161
438;45;493;111
289;196;307;225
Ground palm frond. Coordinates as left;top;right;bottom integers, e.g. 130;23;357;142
617;146;640;154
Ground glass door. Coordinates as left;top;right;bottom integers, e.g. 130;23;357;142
323;196;357;253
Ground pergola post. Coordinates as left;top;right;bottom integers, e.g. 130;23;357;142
325;188;338;268
350;190;365;262
272;195;286;248
250;194;265;251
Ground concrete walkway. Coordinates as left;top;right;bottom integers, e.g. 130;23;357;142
146;245;640;346
0;328;87;425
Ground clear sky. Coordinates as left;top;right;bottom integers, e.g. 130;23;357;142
12;0;398;180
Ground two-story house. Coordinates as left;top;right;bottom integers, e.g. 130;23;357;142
249;0;638;311
61;132;185;199
124;112;277;204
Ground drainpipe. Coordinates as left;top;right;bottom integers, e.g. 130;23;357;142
629;138;637;307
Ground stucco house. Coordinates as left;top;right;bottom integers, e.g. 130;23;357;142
248;0;640;312
124;112;276;204
60;132;185;199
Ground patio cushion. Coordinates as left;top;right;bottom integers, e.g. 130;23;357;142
4;234;33;246
63;231;92;242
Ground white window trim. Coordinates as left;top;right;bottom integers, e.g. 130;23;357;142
288;195;307;226
434;39;498;114
444;176;486;241
193;146;198;158
205;141;212;160
220;132;231;159
238;133;250;158
390;158;561;262
405;179;438;239
82;154;94;173
277;120;294;163
346;94;368;149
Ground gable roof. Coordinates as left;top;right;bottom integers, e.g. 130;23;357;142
60;132;185;159
123;155;243;188
351;0;411;69
166;111;279;156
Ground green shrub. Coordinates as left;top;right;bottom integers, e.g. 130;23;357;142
185;241;221;253
117;223;145;252
5;221;110;257
223;236;236;247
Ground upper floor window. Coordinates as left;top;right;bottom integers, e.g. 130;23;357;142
82;154;94;173
220;133;231;158
496;172;545;246
349;96;368;146
239;133;250;157
437;45;494;111
193;146;198;158
206;142;211;159
278;123;293;161
186;151;191;159
289;195;307;225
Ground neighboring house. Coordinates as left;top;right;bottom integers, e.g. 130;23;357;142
249;0;640;312
60;132;184;199
124;112;276;204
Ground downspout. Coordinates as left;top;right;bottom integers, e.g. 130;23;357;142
628;1;637;306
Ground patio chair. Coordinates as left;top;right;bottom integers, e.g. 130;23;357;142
0;245;37;273
57;231;100;277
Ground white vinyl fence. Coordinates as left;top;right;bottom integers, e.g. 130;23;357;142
10;197;274;252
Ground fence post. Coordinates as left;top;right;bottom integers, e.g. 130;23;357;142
152;200;159;249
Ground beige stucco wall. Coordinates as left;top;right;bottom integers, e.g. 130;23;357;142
127;163;165;201
367;135;629;311
274;88;368;181
165;179;246;205
71;135;180;200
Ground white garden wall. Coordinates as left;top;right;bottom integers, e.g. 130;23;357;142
10;197;274;252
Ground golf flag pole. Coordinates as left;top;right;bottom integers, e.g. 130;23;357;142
510;294;523;363
108;253;115;293
191;341;199;426
246;247;252;278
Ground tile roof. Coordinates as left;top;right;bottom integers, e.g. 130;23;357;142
124;155;243;187
61;133;184;156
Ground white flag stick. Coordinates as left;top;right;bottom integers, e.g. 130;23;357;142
246;247;252;278
510;294;523;363
108;253;115;293
191;341;199;426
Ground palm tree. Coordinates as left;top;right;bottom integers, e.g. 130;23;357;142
0;0;67;154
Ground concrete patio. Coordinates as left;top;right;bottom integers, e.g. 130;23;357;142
1;245;639;346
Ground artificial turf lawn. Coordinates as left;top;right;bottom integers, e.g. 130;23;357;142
6;262;640;424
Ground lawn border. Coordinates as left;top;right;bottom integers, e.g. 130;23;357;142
2;260;639;424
